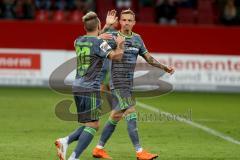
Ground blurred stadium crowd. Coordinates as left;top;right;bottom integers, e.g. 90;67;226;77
0;0;240;25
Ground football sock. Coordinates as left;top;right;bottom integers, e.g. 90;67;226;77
126;112;142;152
70;126;97;158
98;118;118;147
66;126;85;145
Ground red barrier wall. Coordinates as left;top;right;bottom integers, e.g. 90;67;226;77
1;20;240;55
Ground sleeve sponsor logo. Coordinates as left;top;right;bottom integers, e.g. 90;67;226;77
100;41;111;52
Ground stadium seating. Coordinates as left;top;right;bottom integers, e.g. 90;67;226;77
0;0;236;26
52;10;65;21
138;7;155;23
96;0;115;21
68;10;84;22
197;0;215;24
177;8;197;24
35;10;49;21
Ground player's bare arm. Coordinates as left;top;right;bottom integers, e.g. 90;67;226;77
101;10;118;34
98;33;112;40
143;52;175;74
98;10;118;40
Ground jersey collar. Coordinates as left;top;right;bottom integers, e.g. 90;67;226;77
118;31;133;38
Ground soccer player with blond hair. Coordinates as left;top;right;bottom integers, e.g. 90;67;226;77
93;9;174;160
54;11;124;160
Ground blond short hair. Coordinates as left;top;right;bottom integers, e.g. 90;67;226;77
120;9;135;18
82;11;99;32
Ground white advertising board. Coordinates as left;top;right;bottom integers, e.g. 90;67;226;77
1;49;240;92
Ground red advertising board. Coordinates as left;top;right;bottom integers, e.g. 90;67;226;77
0;20;240;55
0;53;41;70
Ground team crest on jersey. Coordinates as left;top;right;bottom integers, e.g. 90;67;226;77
100;41;111;52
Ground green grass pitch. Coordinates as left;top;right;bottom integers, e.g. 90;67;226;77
0;87;239;160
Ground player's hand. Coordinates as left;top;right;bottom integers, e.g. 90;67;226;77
165;66;175;75
106;10;118;26
114;35;125;50
98;33;112;40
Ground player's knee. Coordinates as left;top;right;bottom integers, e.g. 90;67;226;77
84;121;100;131
124;107;136;116
110;112;123;122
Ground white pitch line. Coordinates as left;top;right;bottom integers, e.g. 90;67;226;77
137;101;240;146
194;119;226;123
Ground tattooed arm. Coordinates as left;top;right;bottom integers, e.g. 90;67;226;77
143;52;175;74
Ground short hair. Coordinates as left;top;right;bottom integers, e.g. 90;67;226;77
82;11;99;32
120;9;135;18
